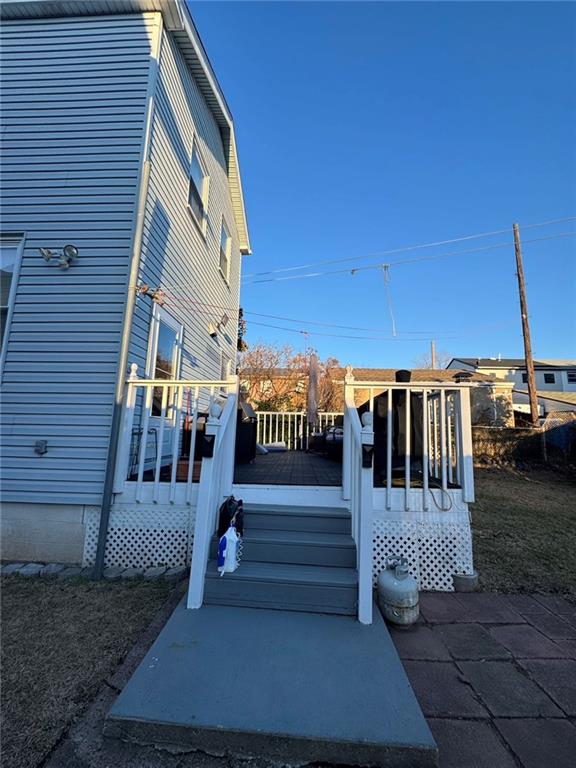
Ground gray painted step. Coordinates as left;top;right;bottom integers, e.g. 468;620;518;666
204;560;358;615
242;504;351;534
210;529;356;568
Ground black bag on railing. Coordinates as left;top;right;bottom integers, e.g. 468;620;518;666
217;496;244;538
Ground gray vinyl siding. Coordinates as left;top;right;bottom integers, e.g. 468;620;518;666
128;28;241;382
0;13;159;505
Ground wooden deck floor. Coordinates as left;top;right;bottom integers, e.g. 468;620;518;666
233;451;342;487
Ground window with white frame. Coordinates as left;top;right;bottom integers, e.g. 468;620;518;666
188;142;209;232
219;220;231;282
147;306;183;415
1;235;23;354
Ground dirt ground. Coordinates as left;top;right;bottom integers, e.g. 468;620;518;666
471;466;576;594
0;577;174;768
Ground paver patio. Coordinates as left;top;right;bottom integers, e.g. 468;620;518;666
391;591;576;768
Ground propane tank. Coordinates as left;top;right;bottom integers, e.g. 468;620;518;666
377;555;419;626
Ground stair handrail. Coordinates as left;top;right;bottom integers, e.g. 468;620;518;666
343;373;374;625
187;376;239;609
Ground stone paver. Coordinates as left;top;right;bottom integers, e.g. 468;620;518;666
143;566;167;580
489;624;569;658
163;566;187;581
18;562;44;578
428;719;517;768
388;625;451;660
434;623;511;660
120;567;144;580
457;660;563;717
454;593;525;624
418;592;472;623
532;595;575;615
518;659;576;715
501;594;550;615
524;610;576;641
103;566;126;581
57;566;83;580
39;563;66;578
402;661;489;718
495;718;576;768
1;562;25;575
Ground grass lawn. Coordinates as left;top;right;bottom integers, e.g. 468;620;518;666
471;467;576;594
1;577;174;768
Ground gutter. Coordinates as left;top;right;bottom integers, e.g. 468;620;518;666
92;18;163;578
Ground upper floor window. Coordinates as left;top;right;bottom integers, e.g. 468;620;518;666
188;143;209;233
1;235;23;353
543;373;555;384
147;305;183;415
219;220;231;282
568;372;576;383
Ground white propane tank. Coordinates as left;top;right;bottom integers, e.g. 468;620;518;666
377;555;419;626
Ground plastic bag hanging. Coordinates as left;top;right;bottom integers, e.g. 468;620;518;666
217;526;240;576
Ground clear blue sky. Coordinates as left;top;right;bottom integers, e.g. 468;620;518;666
192;1;576;368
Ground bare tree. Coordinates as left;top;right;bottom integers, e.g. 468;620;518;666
239;343;341;412
413;349;453;370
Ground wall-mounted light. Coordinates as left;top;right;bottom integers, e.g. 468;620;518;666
39;244;79;270
207;322;218;338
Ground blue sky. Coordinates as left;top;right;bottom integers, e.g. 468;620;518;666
192;1;576;368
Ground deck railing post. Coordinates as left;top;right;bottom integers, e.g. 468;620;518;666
456;388;475;502
113;363;139;494
342;366;355;501
359;411;374;625
187;406;221;609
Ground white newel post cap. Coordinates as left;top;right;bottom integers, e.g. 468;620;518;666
129;362;139;380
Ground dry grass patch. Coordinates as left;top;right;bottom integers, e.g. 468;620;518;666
1;577;173;768
471;467;576;594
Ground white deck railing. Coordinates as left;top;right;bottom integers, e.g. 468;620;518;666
114;364;238;503
342;370;475;510
256;411;342;450
187;388;239;608
344;388;374;625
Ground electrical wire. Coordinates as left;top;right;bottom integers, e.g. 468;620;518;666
241;231;576;285
241;215;576;281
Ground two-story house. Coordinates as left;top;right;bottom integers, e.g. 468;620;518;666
0;0;250;563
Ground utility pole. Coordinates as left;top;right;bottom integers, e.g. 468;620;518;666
430;339;437;369
513;223;539;426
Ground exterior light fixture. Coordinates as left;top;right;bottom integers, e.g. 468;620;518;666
39;244;79;270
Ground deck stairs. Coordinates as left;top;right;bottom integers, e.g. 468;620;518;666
204;503;358;615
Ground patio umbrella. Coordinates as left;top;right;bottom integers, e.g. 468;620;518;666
307;353;319;430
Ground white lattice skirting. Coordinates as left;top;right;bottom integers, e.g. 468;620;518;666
373;510;474;591
83;504;473;591
83;505;196;569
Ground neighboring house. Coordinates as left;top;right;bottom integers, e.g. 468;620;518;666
447;358;576;392
514;390;576;416
0;0;250;562
244;367;515;427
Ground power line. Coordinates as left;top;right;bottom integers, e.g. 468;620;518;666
241;215;576;281
241;231;576;285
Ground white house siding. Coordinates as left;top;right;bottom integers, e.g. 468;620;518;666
128;28;242;386
0;13;159;520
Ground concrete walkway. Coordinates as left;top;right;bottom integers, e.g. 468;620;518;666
391;592;576;768
106;599;436;767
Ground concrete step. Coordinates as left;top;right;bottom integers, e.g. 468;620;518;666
242;503;351;534
106;601;438;767
210;529;356;568
204;560;358;615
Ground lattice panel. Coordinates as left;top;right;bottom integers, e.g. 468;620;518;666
372;518;473;591
83;506;195;569
373;520;420;584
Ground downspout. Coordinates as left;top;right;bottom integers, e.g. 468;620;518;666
92;18;163;578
